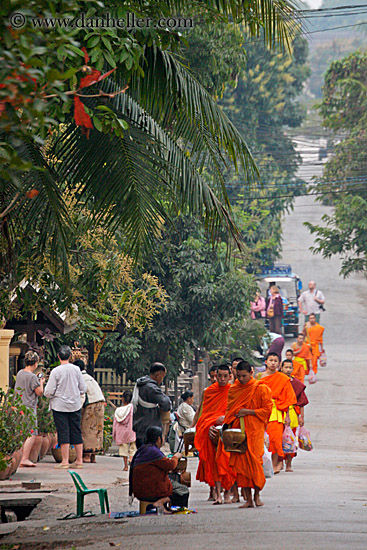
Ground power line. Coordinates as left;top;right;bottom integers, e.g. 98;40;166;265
298;4;367;13
241;21;367;46
229;185;367;202
225;174;367;190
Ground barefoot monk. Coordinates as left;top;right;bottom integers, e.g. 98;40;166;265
257;352;297;474
195;364;231;504
305;313;325;374
218;361;272;508
291;334;312;382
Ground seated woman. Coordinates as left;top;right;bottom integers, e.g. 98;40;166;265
129;426;189;510
172;390;195;451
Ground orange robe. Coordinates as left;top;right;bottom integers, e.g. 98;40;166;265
292;342;312;380
260;372;297;458
217;378;272;491
194;382;230;488
307;324;324;374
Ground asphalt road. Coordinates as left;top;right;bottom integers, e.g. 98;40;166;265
2;196;367;549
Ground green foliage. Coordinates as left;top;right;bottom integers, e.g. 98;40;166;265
0;388;37;464
220;32;310;267
98;217;266;381
103;407;113;452
223;32;309;173
183;22;246;97
307;51;367;277
2;199;168;338
1;0;301;283
96;333;141;375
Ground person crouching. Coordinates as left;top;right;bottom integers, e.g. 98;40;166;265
129;426;189;511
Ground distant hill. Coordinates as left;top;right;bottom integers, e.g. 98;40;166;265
304;0;367;97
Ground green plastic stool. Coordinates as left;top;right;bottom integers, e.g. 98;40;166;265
68;470;110;517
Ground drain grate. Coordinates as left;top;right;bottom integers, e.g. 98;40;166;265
0;497;42;522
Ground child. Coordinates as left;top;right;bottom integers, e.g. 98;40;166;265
285;348;304;383
280;359;309;472
113;391;136;471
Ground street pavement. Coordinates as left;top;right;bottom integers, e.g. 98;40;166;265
1;195;367;549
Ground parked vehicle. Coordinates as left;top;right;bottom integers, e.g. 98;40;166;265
257;264;302;337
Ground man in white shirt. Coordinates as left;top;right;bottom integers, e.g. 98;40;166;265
298;281;325;323
44;345;86;469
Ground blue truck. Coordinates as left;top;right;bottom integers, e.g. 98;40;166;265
257;264;302;337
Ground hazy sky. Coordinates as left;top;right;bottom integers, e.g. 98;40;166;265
303;0;323;8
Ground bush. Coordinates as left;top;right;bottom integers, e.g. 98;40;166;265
0;389;37;469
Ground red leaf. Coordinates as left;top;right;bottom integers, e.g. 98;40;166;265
80;69;101;89
81;47;89;64
74;96;93;137
97;68;116;82
26;189;39;199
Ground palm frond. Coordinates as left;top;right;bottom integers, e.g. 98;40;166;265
164;0;302;49
127;46;259;182
1;139;70;278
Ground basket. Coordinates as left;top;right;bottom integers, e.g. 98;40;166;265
183;427;196;455
180;471;191;487
174;457;188;472
221;417;247;453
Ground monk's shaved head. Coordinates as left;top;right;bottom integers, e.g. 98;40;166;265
236;360;252;373
217;364;230;373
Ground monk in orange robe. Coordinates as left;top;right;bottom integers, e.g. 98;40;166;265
218;360;272;508
194;365;232;504
257;352;297;474
285;348;304;383
291;333;312;380
280;359;309;472
305;313;325;374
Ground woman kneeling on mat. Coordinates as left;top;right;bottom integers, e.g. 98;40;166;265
129;426;189;511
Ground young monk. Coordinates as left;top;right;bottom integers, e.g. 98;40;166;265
280;359;309;472
305;313;325;374
291;333;312;381
257;352;297;474
230;357;243;384
194;364;232;504
191;365;218;501
228;357;244;502
218;361;272;508
191;366;218;428
285;349;302;383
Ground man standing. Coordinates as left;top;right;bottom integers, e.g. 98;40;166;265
306;313;325;374
219;361;272;508
132;362;171;448
44;345;86;469
291;334;312;382
257;352;296;474
298;280;325;323
194;364;232;504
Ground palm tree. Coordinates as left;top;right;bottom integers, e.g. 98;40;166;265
1;0;302;283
